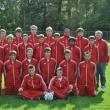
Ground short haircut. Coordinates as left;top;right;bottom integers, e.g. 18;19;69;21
54;33;60;37
76;27;84;33
15;27;22;33
45;47;51;52
88;36;95;40
27;48;33;51
0;29;6;34
95;30;103;36
6;34;14;39
57;67;63;71
30;25;38;30
64;49;71;54
69;36;76;42
38;34;45;38
28;64;35;69
64;28;70;32
10;50;17;56
46;26;53;31
23;34;28;37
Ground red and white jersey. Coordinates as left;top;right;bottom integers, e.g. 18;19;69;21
49;76;69;99
59;36;69;48
22;58;38;78
4;43;18;61
78;60;96;87
0;60;4;95
13;37;23;45
0;46;4;62
39;57;57;85
4;59;22;85
50;41;64;65
59;59;77;85
76;36;89;52
20;74;47;91
34;43;48;61
45;36;55;45
18;42;33;61
0;38;8;46
83;44;98;64
67;44;81;64
95;39;109;63
28;34;39;46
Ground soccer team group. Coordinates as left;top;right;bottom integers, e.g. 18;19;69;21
0;25;109;100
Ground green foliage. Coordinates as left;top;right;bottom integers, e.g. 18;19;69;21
0;0;110;31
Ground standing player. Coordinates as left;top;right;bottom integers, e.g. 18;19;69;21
59;28;71;48
75;28;89;54
18;34;33;61
28;25;39;46
67;37;81;64
95;30;109;91
13;27;23;45
34;34;48;61
50;33;64;66
78;51;96;96
22;48;38;78
0;29;7;46
4;34;18;61
39;47;56;85
4;50;22;95
45;26;55;45
59;49;78;95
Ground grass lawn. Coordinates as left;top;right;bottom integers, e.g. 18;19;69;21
0;43;110;110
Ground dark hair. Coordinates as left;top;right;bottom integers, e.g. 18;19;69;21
76;27;84;33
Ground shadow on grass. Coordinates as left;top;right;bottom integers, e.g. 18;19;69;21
0;91;104;110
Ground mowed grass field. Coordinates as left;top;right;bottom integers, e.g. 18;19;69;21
0;44;110;110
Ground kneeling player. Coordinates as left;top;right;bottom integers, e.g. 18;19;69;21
19;64;47;100
48;67;70;99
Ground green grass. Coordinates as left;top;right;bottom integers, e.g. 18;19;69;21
0;62;110;110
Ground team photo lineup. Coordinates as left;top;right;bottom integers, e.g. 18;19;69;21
0;25;109;100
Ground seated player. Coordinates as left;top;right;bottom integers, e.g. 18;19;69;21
48;67;70;99
19;64;47;100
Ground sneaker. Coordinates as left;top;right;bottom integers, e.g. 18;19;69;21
101;86;106;92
